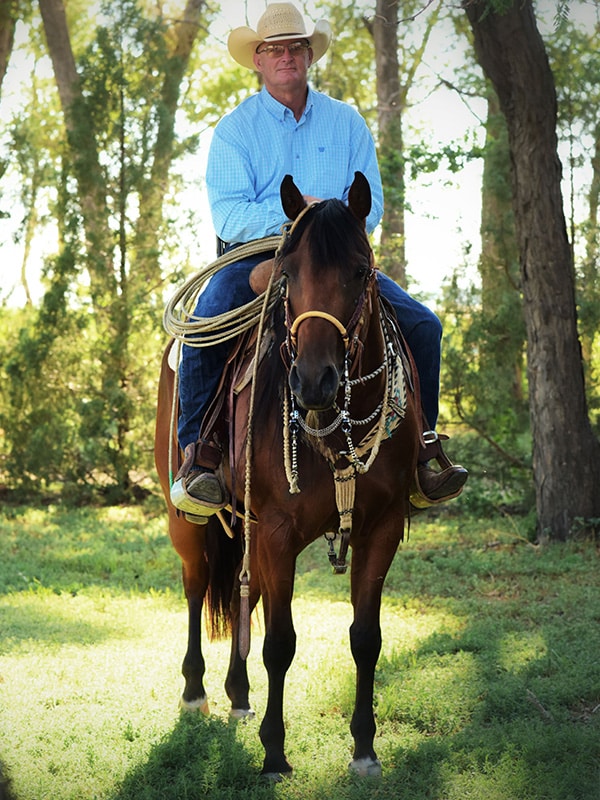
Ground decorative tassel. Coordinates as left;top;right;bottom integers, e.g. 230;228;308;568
239;576;251;661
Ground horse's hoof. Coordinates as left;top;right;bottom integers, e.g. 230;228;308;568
260;771;291;784
179;695;210;715
229;707;255;721
349;757;382;777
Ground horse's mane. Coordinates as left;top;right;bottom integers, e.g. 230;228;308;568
280;198;372;268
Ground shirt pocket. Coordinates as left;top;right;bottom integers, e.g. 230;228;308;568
311;144;350;199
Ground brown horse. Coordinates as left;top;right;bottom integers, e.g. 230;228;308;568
155;172;421;779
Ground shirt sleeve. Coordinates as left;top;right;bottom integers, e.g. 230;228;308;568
206;120;285;243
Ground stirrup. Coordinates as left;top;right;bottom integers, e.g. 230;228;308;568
170;475;225;521
171;440;226;520
409;468;466;510
409;431;467;510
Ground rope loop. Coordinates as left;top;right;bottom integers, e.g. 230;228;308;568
162;235;282;346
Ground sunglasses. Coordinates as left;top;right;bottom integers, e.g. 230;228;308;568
256;41;310;58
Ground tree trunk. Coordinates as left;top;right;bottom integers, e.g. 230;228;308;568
479;89;525;408
371;0;441;288
373;0;406;285
0;0;17;95
464;0;600;540
132;0;206;285
38;0;116;304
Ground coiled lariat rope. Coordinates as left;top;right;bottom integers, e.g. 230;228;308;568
163;236;282;505
162;236;282;346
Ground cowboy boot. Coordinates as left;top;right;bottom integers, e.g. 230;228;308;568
170;439;227;522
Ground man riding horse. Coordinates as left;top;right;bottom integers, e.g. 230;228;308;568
173;2;467;518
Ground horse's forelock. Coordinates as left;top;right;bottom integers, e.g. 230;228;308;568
282;199;370;269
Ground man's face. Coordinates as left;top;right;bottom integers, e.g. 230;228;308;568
252;38;313;92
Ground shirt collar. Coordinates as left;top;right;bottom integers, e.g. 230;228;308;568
260;84;315;123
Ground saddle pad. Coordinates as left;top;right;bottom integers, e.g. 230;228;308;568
167;339;181;372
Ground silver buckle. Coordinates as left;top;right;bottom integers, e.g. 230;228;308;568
422;430;439;444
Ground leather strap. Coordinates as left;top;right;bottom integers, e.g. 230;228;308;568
194;438;222;470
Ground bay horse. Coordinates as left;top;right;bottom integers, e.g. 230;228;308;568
155;172;421;779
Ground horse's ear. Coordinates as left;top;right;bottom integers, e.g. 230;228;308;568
348;171;371;223
280;174;307;221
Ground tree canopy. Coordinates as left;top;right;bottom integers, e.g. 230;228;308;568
0;0;598;539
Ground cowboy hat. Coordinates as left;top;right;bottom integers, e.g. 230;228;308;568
228;3;332;71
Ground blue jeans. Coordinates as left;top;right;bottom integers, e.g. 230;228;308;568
178;258;442;449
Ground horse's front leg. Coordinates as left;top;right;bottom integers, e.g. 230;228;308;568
348;611;381;775
348;518;403;776
169;512;210;713
257;531;297;779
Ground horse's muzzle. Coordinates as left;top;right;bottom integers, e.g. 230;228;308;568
288;362;340;410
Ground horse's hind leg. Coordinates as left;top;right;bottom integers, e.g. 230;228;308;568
169;511;210;713
225;579;261;719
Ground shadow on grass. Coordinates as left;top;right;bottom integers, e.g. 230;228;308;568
0;506;179;598
0;599;122;653
0;759;14;800
375;586;600;800
308;739;449;800
109;713;276;800
108;712;450;800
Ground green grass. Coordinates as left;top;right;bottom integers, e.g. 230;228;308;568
0;501;599;799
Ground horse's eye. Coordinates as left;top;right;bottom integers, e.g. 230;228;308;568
281;264;296;282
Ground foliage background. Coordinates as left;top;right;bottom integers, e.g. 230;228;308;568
0;1;598;526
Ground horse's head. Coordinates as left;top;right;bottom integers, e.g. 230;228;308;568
279;172;374;411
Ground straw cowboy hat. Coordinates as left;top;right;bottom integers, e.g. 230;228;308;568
228;3;332;71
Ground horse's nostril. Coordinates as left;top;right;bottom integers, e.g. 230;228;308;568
289;362;339;410
319;365;339;401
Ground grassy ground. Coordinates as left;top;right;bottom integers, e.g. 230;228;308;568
0;500;599;799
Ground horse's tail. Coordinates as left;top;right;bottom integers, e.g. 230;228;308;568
205;515;244;640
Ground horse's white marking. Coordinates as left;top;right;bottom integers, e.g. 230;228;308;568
179;695;209;715
229;707;256;721
348;757;382;777
261;771;290;784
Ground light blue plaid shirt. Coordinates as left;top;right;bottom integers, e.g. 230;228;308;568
206;85;384;243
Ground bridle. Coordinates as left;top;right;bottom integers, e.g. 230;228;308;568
275;199;376;365
284;266;376;364
273;200;407;574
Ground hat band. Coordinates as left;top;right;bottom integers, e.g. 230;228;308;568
264;32;305;40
